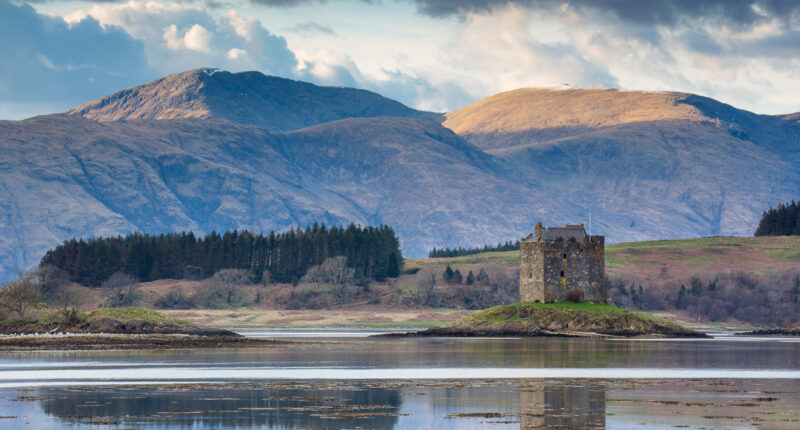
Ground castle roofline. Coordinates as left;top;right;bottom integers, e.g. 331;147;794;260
528;222;599;242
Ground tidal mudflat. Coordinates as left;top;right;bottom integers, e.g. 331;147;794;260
1;333;799;429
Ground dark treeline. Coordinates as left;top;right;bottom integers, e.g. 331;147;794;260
428;240;519;258
755;200;800;236
40;224;403;287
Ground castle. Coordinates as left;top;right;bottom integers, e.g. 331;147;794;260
519;222;606;303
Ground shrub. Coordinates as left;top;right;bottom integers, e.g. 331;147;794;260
155;288;195;309
610;270;800;327
286;289;326;309
101;272;137;289
565;288;584;302
302;257;355;304
106;284;141;308
193;268;252;308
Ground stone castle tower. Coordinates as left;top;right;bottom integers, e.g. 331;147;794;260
519;222;606;303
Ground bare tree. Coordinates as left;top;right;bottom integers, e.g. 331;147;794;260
0;270;42;319
102;272;140;308
415;270;438;306
259;270;271;287
52;284;87;324
302;256;355;303
195;268;252;308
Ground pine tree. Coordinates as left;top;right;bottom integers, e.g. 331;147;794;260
387;252;400;278
755;200;800;236
466;271;475;285
476;268;489;284
676;284;687;309
453;269;463;284
443;265;454;282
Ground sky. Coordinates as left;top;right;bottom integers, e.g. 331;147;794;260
2;0;800;119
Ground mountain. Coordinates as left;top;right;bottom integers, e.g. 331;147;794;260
68;68;441;131
444;88;800;242
2;72;799;282
0;113;570;281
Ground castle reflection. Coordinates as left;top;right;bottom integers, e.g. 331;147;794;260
520;383;606;429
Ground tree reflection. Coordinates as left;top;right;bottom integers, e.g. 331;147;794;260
39;385;402;429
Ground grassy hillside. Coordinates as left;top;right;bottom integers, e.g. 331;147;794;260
408;236;800;286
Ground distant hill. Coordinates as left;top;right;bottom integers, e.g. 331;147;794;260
68;68;441;131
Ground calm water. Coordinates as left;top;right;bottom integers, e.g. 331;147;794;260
0;333;799;429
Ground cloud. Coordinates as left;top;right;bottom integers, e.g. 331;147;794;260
290;21;337;36
66;2;299;79
395;0;800;114
293;48;475;111
412;0;800;27
0;1;156;118
7;1;464;114
249;0;321;5
443;5;618;92
163;23;213;52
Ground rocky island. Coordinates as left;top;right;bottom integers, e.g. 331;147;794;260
0;308;286;350
389;302;707;338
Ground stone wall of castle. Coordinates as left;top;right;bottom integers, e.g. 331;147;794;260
520;235;605;303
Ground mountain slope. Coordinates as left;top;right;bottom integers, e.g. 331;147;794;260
0;114;568;281
444;88;800;241
281;117;566;254
68;69;441;131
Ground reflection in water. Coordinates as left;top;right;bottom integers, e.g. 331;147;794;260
1;379;799;429
520;384;605;429
2;336;800;428
36;385;402;429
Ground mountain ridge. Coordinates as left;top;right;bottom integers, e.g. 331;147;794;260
68;68;442;131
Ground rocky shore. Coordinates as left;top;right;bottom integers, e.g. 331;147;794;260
0;334;288;351
0;308;290;350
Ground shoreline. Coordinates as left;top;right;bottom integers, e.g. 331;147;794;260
0;333;293;351
380;326;710;339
